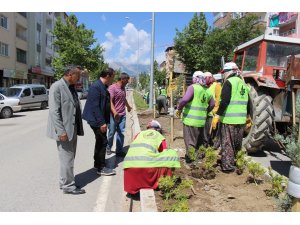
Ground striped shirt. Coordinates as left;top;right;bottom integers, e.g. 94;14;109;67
108;83;127;116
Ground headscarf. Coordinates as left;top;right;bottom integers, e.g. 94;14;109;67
192;71;213;87
146;120;162;132
221;62;241;81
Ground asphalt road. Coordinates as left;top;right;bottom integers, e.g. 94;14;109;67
0;100;126;212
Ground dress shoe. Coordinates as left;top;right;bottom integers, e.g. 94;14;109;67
63;188;86;195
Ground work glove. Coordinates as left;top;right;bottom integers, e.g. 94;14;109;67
211;115;220;130
246;116;253;129
175;109;182;118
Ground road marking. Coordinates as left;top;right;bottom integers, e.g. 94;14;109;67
93;175;113;212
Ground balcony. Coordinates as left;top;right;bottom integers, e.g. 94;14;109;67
280;29;296;37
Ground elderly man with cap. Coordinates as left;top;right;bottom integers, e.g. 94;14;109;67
176;71;215;164
123;120;180;195
211;62;251;173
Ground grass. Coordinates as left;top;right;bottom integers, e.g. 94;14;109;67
133;90;148;110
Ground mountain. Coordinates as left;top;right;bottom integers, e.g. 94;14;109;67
108;61;150;76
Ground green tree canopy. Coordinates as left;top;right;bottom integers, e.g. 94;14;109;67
139;72;150;91
174;12;208;73
52;14;105;80
174;13;264;74
154;60;167;86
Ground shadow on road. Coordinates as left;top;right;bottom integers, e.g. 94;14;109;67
75;168;100;188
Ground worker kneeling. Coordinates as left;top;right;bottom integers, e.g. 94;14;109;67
124;120;181;195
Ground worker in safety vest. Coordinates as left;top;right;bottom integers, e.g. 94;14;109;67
203;71;222;147
176;71;215;164
156;85;168;114
211;62;251;173
123;120;180;195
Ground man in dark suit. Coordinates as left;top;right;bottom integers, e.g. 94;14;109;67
82;68;116;176
47;65;85;195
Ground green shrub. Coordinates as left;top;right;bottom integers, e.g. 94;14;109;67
274;127;300;167
266;167;287;198
158;176;193;212
165;199;189;212
203;147;218;172
188;145;197;161
236;149;250;171
247;161;265;185
276;193;294;212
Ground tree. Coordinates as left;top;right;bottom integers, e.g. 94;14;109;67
202;14;264;73
174;12;208;73
52;14;105;80
154;60;167;86
174;13;264;74
139;72;150;91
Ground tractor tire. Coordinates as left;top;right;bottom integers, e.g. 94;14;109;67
242;86;274;153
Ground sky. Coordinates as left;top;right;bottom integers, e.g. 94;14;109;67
72;12;214;75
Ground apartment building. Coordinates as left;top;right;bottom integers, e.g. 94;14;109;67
27;12;67;88
0;12;67;88
0;12;28;87
213;12;267;29
266;12;300;38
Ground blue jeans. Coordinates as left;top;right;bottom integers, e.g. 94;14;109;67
107;114;126;153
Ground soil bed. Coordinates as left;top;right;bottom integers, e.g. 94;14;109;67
137;111;278;212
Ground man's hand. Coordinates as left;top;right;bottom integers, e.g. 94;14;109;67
211;115;220;130
59;132;68;142
175;109;182;118
127;105;132;112
100;124;107;133
114;113;120;122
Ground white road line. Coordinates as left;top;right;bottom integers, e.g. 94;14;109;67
93;175;113;212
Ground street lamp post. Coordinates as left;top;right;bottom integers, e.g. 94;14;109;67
149;12;155;109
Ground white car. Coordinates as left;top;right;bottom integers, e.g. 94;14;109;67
0;93;22;118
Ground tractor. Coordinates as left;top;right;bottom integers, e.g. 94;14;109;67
233;34;300;153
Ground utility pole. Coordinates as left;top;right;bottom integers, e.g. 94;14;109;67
149;12;155;109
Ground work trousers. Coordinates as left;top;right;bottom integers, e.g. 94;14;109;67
57;127;77;192
91;126;108;169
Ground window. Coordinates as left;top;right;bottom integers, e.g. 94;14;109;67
0;95;4;100
267;43;300;67
36;44;41;52
0;42;8;56
45;57;52;67
243;43;260;71
32;87;46;95
37;23;41;32
0;15;8;29
16;48;27;64
22;88;31;97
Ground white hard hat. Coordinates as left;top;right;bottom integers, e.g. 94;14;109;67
213;73;222;81
221;62;238;73
192;71;204;78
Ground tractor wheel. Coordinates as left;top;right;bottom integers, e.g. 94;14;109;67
242;86;274;153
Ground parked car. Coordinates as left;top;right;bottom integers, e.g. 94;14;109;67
0;87;8;96
0;93;22;118
6;84;48;110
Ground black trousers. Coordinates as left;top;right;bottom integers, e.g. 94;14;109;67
91;126;107;169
